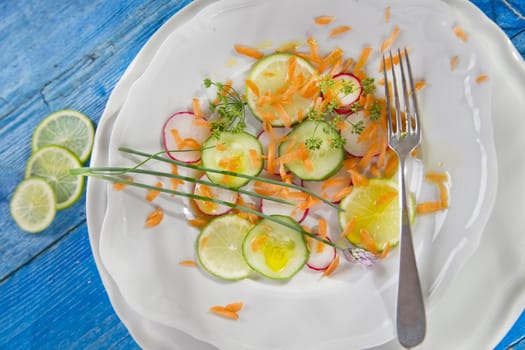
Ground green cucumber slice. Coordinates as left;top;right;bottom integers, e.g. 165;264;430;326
279;120;344;180
242;215;309;280
201;131;263;189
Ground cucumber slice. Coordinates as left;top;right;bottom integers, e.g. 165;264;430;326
279;120;344;180
201;131;263;189
242;215;309;280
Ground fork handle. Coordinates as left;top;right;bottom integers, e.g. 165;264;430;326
396;161;426;348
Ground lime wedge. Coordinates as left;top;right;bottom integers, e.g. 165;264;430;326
246;53;319;126
10;178;56;233
31;109;94;163
196;214;253;280
25;145;83;210
339;179;406;252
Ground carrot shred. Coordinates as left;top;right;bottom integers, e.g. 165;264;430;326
267;141;277;174
145;207;164;228
425;171;448;183
353;47;373;73
322;256;340;277
438;182;449;208
112;176;133;191
385;6;391;22
381;26;400;53
209;306;239;320
339;216;357;241
314;15;335;25
246;79;260;97
329;25;352;37
453;25;468;42
321;176;350;190
359;228;378;254
248;149;260;168
348;169;369;187
414;81;427;92
200;236;209;249
379;243;391;259
234;44;264;59
416;201;443;214
179;260;198;267
476;75;489;84
170;128;184;148
450;56;459;71
192;98;203;119
333;186;353;203
146;182;163;202
225;302;244;313
189;217;208;228
375;190;398;207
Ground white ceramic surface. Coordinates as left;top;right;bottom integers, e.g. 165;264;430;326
86;0;525;349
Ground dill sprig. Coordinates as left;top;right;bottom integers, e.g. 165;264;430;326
204;78;247;138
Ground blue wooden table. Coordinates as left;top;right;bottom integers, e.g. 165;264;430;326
0;0;523;349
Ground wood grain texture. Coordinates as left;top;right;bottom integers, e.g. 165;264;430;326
0;0;523;349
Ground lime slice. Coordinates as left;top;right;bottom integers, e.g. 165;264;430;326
246;53;319;126
10;178;56;233
25;145;84;210
31;109;94;163
339;179;409;252
196;214;253;280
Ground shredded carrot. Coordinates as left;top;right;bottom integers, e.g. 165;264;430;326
414;81;427;92
353;47;373;74
450;56;459;71
329;25;352;37
225;302;244;313
438;182;449;208
192;118;211;129
307;36;321;65
192;98;203;119
267;141;277;174
425;171;448;183
112;176;133;191
381;26;400;53
453;25;468;42
359;228;378;254
416;201;443;214
348;169;369;187
339;216;357;241
246;79;260;97
179;260;198;267
170;128;184;148
209;306;239;320
379;243;391;259
341;57;354;72
375;190;398;207
385;6;391;22
248;149;260;168
383;151;399;178
145;207;164;228
146;182;163;202
234;44;264;59
333;186;353;202
322;256;340;277
314;15;335;25
189;217;208;228
321;176;350;190
216;142;226;152
200;236;209;249
273;101;292;127
476;75;488;84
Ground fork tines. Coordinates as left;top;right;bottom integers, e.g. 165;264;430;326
382;48;421;147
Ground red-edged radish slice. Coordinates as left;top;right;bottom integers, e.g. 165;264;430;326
332;73;362;114
162;111;210;163
257;128;290;175
307;235;337;271
341;110;374;157
193;174;238;216
259;177;308;223
302;168;351;204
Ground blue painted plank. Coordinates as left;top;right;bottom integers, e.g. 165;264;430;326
0;224;139;350
0;0;193;280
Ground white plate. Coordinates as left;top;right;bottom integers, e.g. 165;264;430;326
87;0;525;349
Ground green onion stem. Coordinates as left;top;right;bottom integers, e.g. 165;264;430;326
79;172;343;250
72;166;295;206
118;146;342;211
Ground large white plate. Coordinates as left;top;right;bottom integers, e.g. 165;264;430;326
87;0;525;349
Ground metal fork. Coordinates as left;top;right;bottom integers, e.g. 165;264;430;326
382;49;426;348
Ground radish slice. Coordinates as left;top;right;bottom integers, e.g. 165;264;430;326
257;128;290;175
307;235;337;271
259;176;308;223
341;110;374;157
332;73;362;114
193;174;238;216
302;168;352;204
162;111;210;163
